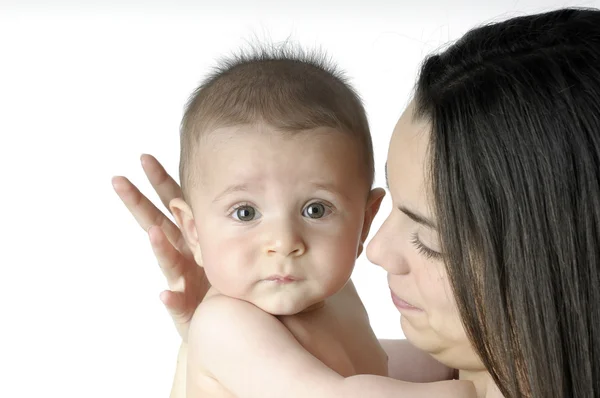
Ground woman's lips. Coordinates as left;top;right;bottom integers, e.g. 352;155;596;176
390;290;423;312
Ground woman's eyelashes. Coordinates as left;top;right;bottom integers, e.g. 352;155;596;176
410;232;443;260
228;201;334;222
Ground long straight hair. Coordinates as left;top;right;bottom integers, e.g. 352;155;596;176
414;8;600;397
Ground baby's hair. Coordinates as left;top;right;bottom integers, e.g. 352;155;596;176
179;41;373;199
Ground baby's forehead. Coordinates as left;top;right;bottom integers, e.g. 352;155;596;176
188;125;370;193
194;123;363;160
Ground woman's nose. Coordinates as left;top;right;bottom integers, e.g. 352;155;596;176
366;218;409;275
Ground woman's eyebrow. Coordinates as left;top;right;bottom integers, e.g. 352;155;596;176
385;161;437;229
385;161;389;189
399;206;436;229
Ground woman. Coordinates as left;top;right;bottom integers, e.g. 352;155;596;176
113;7;599;397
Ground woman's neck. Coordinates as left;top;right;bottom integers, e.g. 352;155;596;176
459;369;504;398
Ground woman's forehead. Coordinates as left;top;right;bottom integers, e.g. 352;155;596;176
387;105;434;216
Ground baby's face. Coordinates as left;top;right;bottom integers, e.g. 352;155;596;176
187;124;372;315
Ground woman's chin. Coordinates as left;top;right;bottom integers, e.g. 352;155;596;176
401;316;483;370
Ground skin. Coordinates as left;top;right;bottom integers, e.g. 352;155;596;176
111;110;486;396
110;154;452;386
171;124;394;397
367;103;479;369
366;102;502;397
181;288;474;398
171;124;378;316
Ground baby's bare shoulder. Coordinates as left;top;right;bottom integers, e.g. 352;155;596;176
191;293;272;334
188;293;295;370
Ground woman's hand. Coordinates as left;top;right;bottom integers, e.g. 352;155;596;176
112;154;209;341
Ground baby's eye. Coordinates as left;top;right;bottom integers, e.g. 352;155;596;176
302;202;331;219
232;205;260;222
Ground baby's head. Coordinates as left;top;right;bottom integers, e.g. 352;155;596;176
171;45;384;315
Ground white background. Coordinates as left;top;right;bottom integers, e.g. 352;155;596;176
1;0;596;397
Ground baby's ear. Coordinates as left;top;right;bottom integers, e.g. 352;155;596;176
357;188;386;257
169;198;203;266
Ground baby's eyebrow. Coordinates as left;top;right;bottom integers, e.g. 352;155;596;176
309;181;350;202
213;184;251;202
311;182;339;193
212;181;348;202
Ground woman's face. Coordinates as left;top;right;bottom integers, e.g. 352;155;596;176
366;102;483;370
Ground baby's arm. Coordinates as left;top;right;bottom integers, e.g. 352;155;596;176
187;296;474;398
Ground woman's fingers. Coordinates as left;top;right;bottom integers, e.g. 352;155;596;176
138;155;193;258
140;154;183;213
148;225;191;289
112;175;189;256
159;290;187;316
159;290;193;341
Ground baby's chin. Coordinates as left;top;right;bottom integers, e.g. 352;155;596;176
251;296;324;316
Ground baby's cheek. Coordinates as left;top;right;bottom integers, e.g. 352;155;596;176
200;251;226;286
212;237;257;284
312;239;355;290
199;240;233;278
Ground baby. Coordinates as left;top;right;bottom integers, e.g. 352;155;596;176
169;45;472;397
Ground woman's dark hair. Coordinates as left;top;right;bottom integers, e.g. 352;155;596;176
414;8;600;397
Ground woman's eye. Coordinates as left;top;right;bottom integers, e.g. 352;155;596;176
302;202;331;219
410;232;443;261
232;205;259;222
